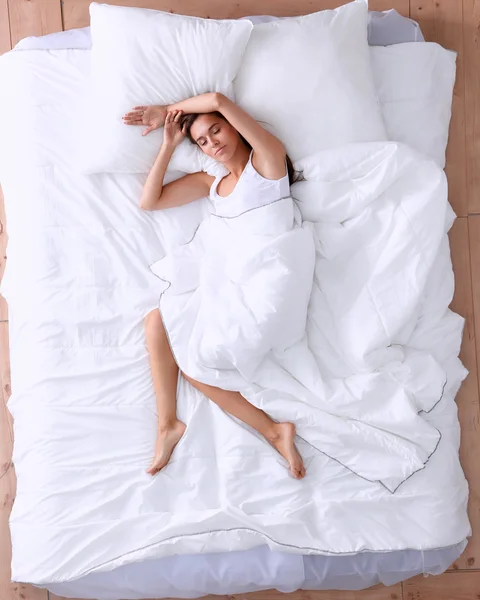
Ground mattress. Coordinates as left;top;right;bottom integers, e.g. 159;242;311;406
0;12;468;600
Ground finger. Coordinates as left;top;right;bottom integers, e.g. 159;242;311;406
174;111;182;122
123;116;142;123
124;111;143;118
181;124;187;135
142;126;154;136
133;106;148;111
165;112;172;124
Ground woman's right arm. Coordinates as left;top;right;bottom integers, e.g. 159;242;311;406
140;110;213;211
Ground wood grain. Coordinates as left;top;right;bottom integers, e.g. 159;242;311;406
0;0;11;54
50;585;403;600
62;0;409;30
50;594;89;599
458;215;480;572
447;217;480;570
189;586;404;600
463;0;480;215
403;571;480;598
410;0;468;218
370;0;409;15
8;0;62;47
50;585;408;600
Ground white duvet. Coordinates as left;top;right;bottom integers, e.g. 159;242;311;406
152;142;460;493
0;49;470;586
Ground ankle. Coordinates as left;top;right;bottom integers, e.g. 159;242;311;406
265;422;281;444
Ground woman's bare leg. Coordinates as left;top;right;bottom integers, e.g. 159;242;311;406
144;309;305;479
183;373;305;480
144;309;186;475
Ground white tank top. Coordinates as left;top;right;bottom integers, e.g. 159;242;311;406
209;150;291;217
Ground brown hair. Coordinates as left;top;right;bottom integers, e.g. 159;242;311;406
180;111;301;185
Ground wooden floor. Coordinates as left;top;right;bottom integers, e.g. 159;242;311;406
1;0;480;598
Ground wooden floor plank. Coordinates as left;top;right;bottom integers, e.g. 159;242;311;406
62;0;408;30
447;217;480;570
440;217;480;570
8;0;62;47
50;594;89;599
370;0;410;15
403;571;480;598
463;0;480;215
50;586;403;600
185;586;404;600
0;0;11;54
410;0;468;218
457;215;480;571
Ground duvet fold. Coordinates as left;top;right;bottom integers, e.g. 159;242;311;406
151;142;452;493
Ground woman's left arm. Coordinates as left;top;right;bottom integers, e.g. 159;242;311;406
169;93;286;166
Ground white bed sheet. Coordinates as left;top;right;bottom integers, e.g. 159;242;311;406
0;47;469;596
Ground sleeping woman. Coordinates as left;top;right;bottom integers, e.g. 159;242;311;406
123;92;306;481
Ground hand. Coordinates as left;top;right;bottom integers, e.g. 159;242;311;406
163;110;186;148
122;105;168;136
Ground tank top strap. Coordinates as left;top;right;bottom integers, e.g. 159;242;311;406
209;175;222;199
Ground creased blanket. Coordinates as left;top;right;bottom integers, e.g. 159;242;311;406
150;142;455;493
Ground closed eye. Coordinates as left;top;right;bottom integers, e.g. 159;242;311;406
197;126;220;146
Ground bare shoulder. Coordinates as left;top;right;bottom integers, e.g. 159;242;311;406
197;171;216;188
251;148;287;181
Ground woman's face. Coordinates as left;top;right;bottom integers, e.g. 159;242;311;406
190;114;240;163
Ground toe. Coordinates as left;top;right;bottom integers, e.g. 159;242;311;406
291;467;301;479
147;461;162;476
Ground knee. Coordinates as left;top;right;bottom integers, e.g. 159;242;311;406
144;309;162;329
144;309;166;341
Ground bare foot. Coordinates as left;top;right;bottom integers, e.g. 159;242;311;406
268;423;306;480
147;420;186;476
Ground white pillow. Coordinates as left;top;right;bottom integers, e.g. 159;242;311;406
233;1;387;162
79;3;252;175
370;42;456;169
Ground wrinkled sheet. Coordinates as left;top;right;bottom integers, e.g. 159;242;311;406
152;142;461;494
0;49;470;586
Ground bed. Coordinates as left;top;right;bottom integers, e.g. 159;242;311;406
0;3;469;599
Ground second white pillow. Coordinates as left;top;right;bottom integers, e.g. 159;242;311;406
234;1;387;162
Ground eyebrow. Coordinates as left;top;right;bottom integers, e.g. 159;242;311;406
195;123;220;143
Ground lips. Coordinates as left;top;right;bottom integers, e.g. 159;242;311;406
215;146;225;156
